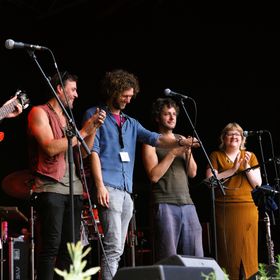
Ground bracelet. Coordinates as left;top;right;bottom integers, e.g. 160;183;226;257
176;136;185;146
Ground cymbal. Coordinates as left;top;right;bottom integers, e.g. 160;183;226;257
1;169;34;199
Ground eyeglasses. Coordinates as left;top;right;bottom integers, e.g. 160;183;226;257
226;133;241;137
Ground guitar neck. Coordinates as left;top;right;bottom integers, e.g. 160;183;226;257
0;99;18;121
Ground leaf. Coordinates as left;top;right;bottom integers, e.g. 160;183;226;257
83;267;101;276
54;268;68;277
55;241;100;280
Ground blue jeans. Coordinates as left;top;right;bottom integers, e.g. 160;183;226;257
98;187;133;280
154;203;204;262
34;192;83;280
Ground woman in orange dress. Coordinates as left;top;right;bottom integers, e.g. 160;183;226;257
206;122;262;280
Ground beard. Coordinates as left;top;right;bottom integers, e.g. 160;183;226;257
62;97;74;110
112;98;125;110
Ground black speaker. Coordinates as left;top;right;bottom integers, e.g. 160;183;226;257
8;237;29;280
113;265;214;280
156;255;225;280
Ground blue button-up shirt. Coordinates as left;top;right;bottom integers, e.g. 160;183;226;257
83;106;160;193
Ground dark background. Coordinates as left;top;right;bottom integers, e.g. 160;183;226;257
0;0;280;264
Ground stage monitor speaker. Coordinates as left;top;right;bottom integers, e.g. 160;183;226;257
156;255;225;280
113;265;214;280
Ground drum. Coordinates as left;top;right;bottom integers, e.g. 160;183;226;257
81;205;103;241
1;169;34;200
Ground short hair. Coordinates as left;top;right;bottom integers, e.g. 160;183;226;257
151;98;179;122
219;122;246;150
100;69;140;101
50;71;78;91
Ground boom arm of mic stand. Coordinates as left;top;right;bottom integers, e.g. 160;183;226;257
179;99;225;196
258;134;269;185
220;164;260;183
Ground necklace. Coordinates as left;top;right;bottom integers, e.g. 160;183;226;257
47;102;67;130
47;102;63;116
224;151;234;164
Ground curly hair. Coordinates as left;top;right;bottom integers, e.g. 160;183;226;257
100;69;140;101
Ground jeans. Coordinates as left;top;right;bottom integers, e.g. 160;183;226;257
98;187;133;280
154;203;204;262
33;192;83;280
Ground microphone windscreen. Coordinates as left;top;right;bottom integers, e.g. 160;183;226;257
164;88;171;96
5;39;14;49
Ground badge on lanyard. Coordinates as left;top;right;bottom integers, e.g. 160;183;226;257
120;151;130;162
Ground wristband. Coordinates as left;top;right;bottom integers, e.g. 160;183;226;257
176;136;185;146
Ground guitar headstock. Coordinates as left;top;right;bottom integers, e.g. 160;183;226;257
0;90;30;133
15;89;30;109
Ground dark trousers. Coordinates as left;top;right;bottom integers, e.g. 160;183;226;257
33;192;83;280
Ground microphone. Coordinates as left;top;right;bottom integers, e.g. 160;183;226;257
243;130;265;137
268;157;280;165
5;39;48;51
164;88;189;99
256;185;279;194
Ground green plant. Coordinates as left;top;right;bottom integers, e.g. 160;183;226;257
274;255;280;276
201;268;229;280
201;271;217;280
54;241;100;280
201;256;280;280
257;254;280;280
258;263;269;279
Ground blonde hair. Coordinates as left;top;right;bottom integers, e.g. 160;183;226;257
219;122;246;151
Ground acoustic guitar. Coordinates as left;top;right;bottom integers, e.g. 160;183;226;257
0;89;30;141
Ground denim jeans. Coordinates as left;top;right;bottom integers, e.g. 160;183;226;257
98;187;133;280
154;203;204;262
33;192;83;280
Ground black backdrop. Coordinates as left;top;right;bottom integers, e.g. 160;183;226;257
0;0;280;263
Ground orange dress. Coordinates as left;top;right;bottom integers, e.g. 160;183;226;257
209;150;259;280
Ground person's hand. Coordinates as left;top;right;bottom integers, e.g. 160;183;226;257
190;136;200;148
94;108;106;129
242;151;252;169
81;108;106;137
96;185;109;208
4;96;23;118
233;152;242;172
180;136;200;148
170;146;190;157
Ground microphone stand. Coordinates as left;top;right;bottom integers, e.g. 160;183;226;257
257;133;278;265
128;197;138;267
219;164;260;183
0;218;6;280
258;134;269;186
78;153;113;279
27;50;91;244
274;157;280;218
178;98;225;261
265;131;280;219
